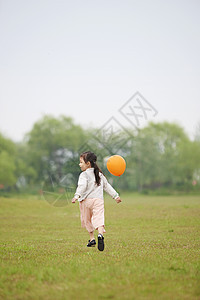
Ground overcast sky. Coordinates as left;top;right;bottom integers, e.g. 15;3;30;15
0;0;200;142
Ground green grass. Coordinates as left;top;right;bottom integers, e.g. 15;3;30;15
0;194;200;300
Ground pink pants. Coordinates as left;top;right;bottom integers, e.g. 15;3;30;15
79;198;105;233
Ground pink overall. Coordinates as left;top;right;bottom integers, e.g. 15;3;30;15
79;198;105;233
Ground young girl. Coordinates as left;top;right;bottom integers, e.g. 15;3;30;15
72;151;121;251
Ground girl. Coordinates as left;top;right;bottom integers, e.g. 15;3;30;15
72;151;121;251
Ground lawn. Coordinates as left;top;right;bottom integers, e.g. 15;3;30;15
0;194;200;300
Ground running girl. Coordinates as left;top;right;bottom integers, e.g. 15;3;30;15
72;151;122;251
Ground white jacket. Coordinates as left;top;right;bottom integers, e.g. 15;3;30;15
74;168;119;201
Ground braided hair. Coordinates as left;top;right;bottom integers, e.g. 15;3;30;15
80;151;103;186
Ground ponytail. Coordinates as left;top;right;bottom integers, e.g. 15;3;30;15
93;162;102;186
80;151;103;186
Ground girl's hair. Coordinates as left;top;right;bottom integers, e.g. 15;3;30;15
80;151;103;186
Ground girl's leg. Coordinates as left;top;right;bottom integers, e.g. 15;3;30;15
81;199;95;237
97;226;104;251
98;226;104;236
89;231;95;241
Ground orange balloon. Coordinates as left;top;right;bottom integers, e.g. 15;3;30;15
107;155;126;176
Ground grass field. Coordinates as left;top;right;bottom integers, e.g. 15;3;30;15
0;194;200;300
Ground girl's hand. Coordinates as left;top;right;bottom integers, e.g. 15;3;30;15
72;198;76;203
115;196;122;204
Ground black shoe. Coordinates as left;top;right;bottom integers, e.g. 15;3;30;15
87;239;96;247
98;234;104;251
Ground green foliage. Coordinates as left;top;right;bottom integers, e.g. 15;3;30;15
1;117;200;193
0;151;16;186
15;142;37;186
126;122;200;192
0;133;16;155
0;133;16;187
25;115;87;185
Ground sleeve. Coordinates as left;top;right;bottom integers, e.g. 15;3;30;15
102;175;119;199
74;172;88;199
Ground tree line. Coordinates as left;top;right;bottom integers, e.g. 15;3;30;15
0;115;200;194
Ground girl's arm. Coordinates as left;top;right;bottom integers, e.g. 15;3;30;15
102;175;121;203
72;172;88;202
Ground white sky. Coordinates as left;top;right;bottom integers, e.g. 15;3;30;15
0;0;200;142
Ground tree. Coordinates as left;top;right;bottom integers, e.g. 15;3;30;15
0;133;16;187
25;115;88;185
14;142;37;187
127;122;195;191
0;151;16;186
